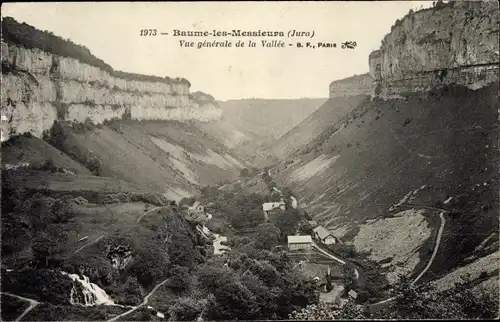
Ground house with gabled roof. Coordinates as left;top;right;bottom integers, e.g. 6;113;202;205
313;226;338;245
287;235;313;251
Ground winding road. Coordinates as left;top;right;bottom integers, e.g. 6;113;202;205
411;212;446;285
1;292;40;322
371;211;447;306
106;277;171;322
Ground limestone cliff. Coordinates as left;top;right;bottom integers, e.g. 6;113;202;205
0;20;221;141
329;73;372;98
369;0;499;98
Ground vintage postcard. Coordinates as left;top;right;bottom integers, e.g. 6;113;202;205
1;1;498;321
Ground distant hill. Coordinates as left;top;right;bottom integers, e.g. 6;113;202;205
218;98;327;142
266;95;368;158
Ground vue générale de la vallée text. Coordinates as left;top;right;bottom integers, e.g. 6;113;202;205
139;29;358;50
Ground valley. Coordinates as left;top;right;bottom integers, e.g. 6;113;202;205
1;1;499;321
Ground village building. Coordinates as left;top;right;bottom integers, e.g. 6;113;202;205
188;201;205;216
313;226;338;245
348;290;358;300
287;235;313;251
262;200;286;216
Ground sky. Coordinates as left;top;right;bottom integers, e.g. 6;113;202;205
2;1;432;100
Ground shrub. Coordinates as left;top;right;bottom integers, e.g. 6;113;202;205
240;168;250;177
86;155;102;176
169;296;206;321
2;269;73;305
166;265;191;292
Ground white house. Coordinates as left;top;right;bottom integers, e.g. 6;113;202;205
290;196;298;209
313;226;337;245
262;201;286;215
287;235;313;251
348;290;358;300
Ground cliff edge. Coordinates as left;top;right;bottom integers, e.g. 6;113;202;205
0;17;221;141
329;73;373;98
369;1;499;98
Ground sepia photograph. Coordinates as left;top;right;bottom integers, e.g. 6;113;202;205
0;0;499;320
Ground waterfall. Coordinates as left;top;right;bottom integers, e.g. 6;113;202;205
61;272;115;306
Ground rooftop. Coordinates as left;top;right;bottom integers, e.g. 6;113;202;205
313;226;333;240
287;235;313;244
263;201;285;211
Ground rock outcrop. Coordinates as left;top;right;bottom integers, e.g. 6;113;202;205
1;35;221;141
369;1;499;98
329;73;373;98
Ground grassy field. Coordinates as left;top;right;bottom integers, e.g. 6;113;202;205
63;202;150;256
1;135;91;175
42;120;248;200
7;170;144;197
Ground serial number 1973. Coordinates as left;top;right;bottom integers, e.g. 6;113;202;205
140;29;157;36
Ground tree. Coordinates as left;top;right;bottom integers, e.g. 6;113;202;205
51;198;74;223
42;158;57;172
179;197;196;208
342;263;358;291
169;296;207;321
254;223;281;250
197;264;260;320
274;209;302;239
267;181;277;191
246;209;266;228
297;220;313;235
166;265;191;292
268;191;282;202
168;232;196;269
1;212;32;255
240;168;250;177
32;226;68;268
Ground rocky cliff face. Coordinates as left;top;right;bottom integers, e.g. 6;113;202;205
369;0;499;98
329;73;373;98
1;41;221;141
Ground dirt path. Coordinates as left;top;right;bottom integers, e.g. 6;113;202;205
2;292;40;322
312;241;346;265
106;277;171;322
411;212;446;286
371;211;446;306
136;206;163;224
73;235;104;255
